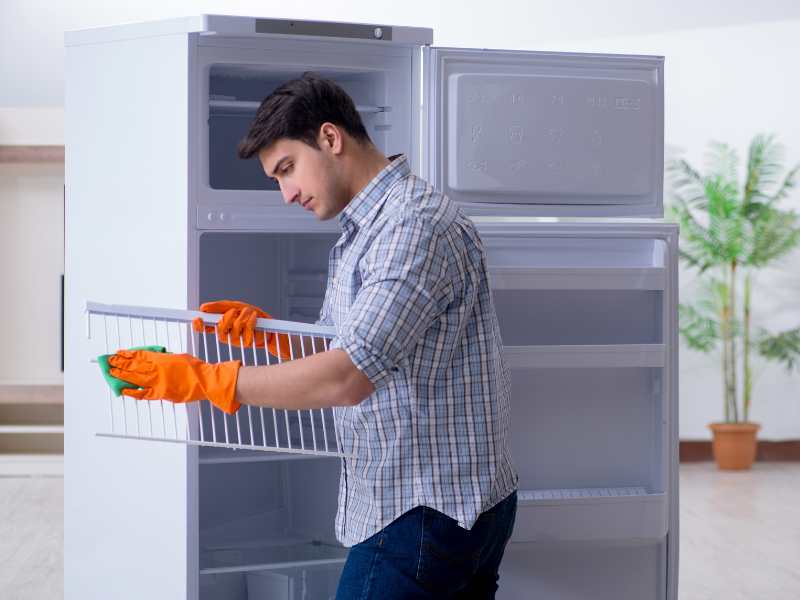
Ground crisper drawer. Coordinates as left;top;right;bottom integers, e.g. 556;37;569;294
199;457;345;600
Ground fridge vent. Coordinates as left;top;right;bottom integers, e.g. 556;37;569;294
85;302;349;458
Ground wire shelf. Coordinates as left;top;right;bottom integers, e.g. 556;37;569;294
85;301;349;458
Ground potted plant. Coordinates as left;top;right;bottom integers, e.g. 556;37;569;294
667;134;800;470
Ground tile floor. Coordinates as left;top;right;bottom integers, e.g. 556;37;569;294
677;462;800;600
0;461;798;599
0;472;62;599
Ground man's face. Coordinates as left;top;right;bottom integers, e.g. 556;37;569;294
257;134;348;221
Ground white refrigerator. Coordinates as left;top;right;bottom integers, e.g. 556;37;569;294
65;15;679;600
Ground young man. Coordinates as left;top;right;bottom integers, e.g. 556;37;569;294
108;73;518;599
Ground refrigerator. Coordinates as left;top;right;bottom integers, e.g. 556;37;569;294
64;14;679;600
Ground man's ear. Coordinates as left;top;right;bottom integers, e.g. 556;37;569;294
319;122;344;155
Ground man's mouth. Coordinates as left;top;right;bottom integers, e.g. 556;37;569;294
302;197;312;209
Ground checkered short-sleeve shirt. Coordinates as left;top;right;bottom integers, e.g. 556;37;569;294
319;154;518;547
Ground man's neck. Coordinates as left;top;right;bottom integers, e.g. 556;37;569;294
346;147;391;200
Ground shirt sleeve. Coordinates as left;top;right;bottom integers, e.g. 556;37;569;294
330;215;454;390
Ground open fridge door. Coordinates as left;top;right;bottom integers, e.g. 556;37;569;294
422;46;664;218
421;45;676;600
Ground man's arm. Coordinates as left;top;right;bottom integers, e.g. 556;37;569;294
235;348;375;410
241;214;451;412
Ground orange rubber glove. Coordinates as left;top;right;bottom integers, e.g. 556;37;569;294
192;300;292;361
108;350;242;414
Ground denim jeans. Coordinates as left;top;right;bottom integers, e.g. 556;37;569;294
335;490;517;599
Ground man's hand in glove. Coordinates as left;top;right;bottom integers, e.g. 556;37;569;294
108;350;242;414
191;300;291;360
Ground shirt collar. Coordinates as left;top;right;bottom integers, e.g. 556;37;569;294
339;154;409;233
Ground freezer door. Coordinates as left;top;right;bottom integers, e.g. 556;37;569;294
424;47;664;217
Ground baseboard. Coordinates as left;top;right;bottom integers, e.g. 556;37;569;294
680;440;800;462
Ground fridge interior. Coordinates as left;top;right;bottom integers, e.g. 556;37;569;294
198;232;345;599
199;232;337;323
205;63;410;193
195;54;671;577
199;458;344;600
195;229;669;552
193;42;414;598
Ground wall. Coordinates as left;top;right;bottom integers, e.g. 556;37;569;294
1;2;798;437
4;0;800;107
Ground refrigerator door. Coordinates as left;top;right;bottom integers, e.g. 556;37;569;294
423;47;664;217
472;218;679;600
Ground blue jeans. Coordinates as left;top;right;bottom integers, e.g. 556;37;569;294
335;491;517;599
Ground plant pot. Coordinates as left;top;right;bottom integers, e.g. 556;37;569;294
708;422;761;470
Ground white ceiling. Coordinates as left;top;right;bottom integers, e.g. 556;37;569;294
3;0;800;106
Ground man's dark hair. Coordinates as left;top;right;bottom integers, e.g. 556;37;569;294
238;72;372;159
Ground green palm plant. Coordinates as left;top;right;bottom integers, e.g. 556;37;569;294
667;134;800;423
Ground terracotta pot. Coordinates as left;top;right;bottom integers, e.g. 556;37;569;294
708;422;761;470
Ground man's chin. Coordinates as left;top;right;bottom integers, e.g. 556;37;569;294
315;208;338;221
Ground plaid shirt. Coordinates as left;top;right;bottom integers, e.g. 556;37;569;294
319;154;518;547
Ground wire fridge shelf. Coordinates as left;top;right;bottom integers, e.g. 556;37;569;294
85;301;349;458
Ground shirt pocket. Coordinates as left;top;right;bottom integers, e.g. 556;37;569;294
331;256;362;325
329;272;348;325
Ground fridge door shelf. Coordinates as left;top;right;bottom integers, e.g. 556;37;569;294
494;289;663;346
490;266;665;290
504;344;665;369
85;301;350;458
512;487;668;542
484;234;667;290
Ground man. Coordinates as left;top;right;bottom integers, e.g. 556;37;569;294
108;72;518;599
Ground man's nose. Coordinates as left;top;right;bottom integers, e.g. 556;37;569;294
280;184;300;205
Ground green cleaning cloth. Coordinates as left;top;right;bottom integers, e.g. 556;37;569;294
97;345;168;397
